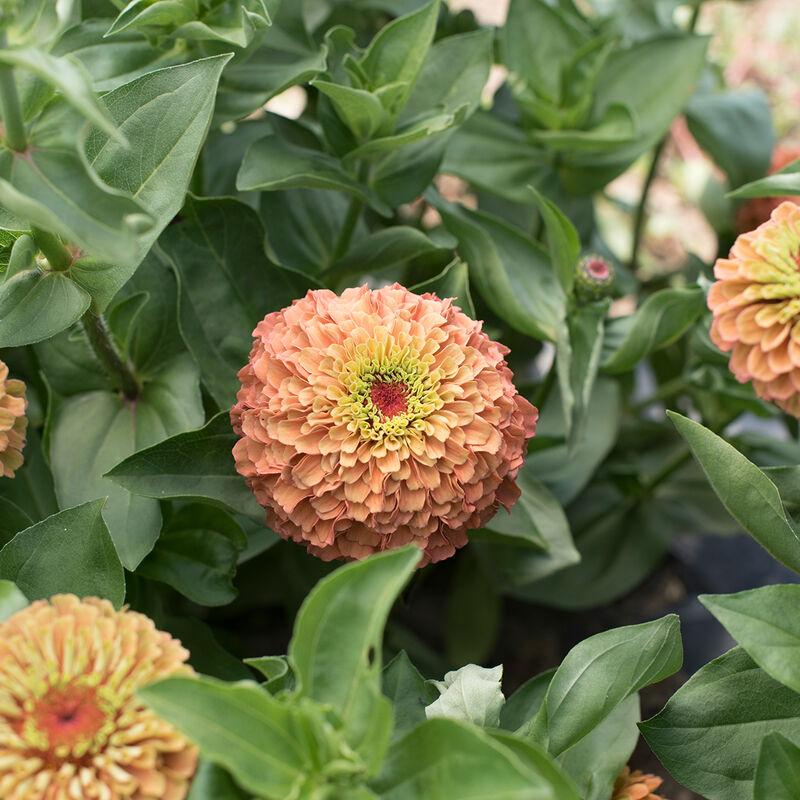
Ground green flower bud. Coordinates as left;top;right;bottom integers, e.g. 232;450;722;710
575;253;615;300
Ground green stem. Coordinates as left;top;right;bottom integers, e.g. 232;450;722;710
0;33;26;152
31;227;72;271
82;311;140;401
333;194;363;261
629;136;666;272
533;362;557;411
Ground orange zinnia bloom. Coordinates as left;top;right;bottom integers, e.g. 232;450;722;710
612;766;668;800
231;284;538;563
0;358;27;479
0;595;198;800
709;202;800;416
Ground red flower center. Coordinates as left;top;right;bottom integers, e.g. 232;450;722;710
370;380;408;418
30;684;107;752
586;258;610;279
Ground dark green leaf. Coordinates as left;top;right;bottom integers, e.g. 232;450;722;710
602;288;707;373
106;412;264;521
528;187;580;295
0;500;125;607
187;761;250;800
668;411;800;573
754;733;800;800
500;669;555;733
728;158;800;199
410;258;475;318
164;616;252;681
137;504;246;606
382;651;438;742
640;647;800;800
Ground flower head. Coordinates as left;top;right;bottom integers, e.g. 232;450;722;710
709;201;800;416
0;595;198;800
0;358;27;479
231;284;538;564
612;766;668;800
575;253;615;300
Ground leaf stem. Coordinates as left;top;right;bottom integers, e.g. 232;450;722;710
82;310;141;402
0;33;26;152
31;227;72;271
629;137;666;272
333;194;363;261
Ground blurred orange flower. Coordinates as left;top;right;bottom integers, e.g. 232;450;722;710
0;358;26;479
612;766;668;800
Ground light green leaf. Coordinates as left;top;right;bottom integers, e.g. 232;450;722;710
728;158;800;199
382;651;438;742
668;411;800;573
539;615;682;755
0;500;125;607
602;287;707;373
106;412;264;521
500;669;555;734
50;357;204;570
187;761;250;800
701;585;800;694
754;733;800;800
0;580;28;621
426;664;505;728
528;186;580;295
640;647;800;800
313;80;386;141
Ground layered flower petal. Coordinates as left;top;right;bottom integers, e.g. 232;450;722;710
0;595;198;800
612;766;668;800
709;202;800;416
0;358;27;479
231;284;538;564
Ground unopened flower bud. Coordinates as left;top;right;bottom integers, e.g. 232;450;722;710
575;253;615;300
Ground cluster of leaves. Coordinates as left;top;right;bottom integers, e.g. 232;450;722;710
0;0;799;797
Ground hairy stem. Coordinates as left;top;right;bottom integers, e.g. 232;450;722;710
31;227;72;271
0;33;26;152
82;311;141;401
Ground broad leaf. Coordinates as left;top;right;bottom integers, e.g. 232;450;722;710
529;186;580;295
754;733;800;800
410;258;475;319
640;647;800;800
728;158;800;199
0;500;125;607
106;412;264;520
668;411;800;573
382;651;438;742
701;585;800;694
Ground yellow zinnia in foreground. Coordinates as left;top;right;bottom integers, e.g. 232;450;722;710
0;595;198;800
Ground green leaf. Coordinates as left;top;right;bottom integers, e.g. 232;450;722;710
640;647;800;800
432;196;566;341
500;669;555;733
686;88;774;189
0;580;28;621
157;195;313;407
425;664;505;728
164;616;252;681
359;0;439;111
539;615;682;755
668;411;800;573
0;46;123;142
106;412;264;521
0;266;90;347
8;0;69;45
137;504;246;606
237;134;391;215
371;717;577;799
50;357;204;570
528;187;580;295
701;585;800;694
313;80;386;141
187;761;250;800
0;101;151;267
555;301;608;444
410;258;475;318
138;676;347;800
85;54;232;282
290;548;419;772
728;158;800;199
0;498;33;548
602;287;707;373
382;651;438;742
754;733;800;800
558;694;639;800
527;105;637;152
0;500;125;607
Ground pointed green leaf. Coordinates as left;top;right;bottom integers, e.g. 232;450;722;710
754;733;800;800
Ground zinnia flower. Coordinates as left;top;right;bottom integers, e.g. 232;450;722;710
709;201;800;416
612;766;667;800
231;284;538;564
736;143;800;233
0;358;27;479
0;595;198;800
